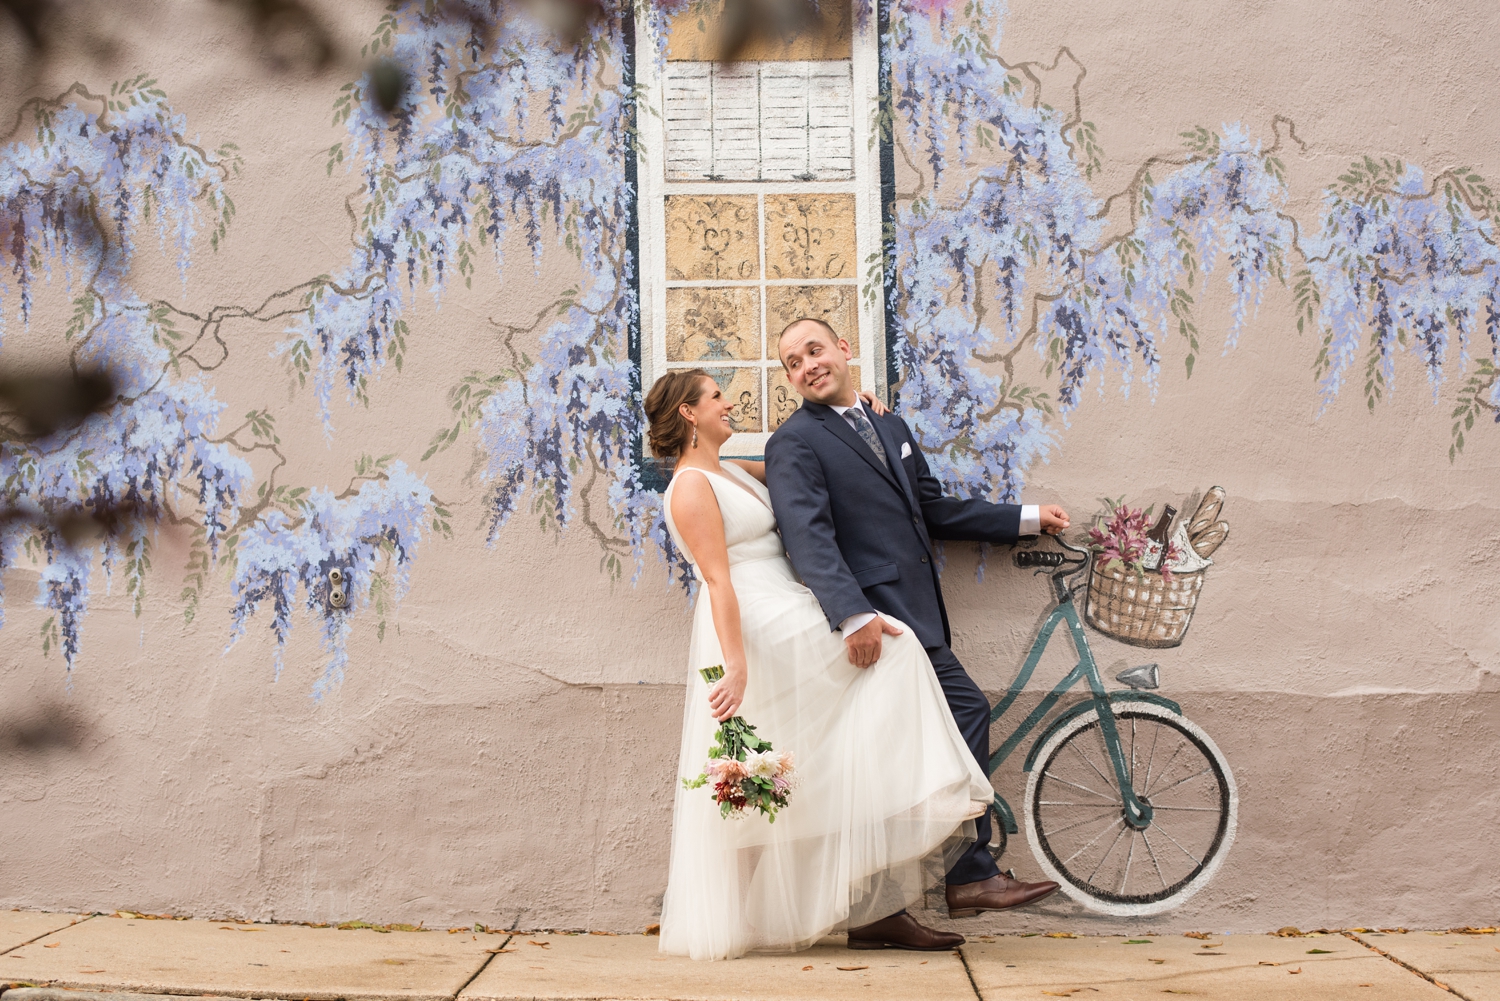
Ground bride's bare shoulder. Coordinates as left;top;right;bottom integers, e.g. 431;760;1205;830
668;468;722;523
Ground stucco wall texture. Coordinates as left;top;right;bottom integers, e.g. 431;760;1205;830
2;0;1498;933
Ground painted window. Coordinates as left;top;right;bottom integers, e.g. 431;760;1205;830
634;0;887;457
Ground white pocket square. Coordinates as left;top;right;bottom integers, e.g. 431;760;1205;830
900;442;912;459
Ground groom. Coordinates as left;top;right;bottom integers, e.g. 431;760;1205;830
765;318;1069;951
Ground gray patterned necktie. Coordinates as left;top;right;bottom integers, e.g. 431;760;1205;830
845;407;889;469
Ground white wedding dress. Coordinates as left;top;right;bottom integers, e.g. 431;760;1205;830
658;463;995;960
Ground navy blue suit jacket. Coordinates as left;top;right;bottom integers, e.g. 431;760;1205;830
765;401;1022;650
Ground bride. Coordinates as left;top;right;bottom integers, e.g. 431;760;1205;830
648;368;996;961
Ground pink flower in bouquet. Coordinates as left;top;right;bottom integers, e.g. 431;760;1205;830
707;757;747;783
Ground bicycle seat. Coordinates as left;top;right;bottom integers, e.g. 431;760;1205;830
1115;663;1160;690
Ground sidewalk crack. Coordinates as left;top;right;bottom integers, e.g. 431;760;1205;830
1344;930;1477;1001
0;914;95;957
956;946;984;1001
449;931;513;1000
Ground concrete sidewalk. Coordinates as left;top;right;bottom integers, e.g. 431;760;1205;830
3;911;1496;1001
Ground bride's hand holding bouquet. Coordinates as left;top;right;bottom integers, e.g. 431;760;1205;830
683;665;797;822
706;661;747;721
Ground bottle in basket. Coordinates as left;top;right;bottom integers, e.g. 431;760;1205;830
1141;505;1176;572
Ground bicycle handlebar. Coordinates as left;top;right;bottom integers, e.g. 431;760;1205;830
1014;536;1092;601
1014;550;1067;568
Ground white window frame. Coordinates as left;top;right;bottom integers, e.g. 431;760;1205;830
634;12;887;458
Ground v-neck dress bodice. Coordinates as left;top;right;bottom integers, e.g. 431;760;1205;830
662;464;783;568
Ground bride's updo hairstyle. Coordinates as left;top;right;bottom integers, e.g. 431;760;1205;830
645;368;712;458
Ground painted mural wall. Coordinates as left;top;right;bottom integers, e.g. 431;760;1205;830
1;0;1496;932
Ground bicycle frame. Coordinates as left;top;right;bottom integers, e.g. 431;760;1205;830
986;556;1158;834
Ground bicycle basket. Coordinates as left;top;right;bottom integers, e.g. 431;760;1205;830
1084;560;1205;649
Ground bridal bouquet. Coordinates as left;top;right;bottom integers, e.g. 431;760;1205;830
682;666;796;822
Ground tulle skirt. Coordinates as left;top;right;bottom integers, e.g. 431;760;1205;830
658;556;994;960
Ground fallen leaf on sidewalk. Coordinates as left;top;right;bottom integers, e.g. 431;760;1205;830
1258;961;1279;966
527;940;550;948
43;944;59;949
1183;932;1210;940
484;947;515;954
1274;927;1303;937
644;924;660;936
801;965;813;971
1148;959;1166;964
1162;991;1193;995
79;969;106;974
1045;932;1077;939
1288;967;1302;974
1358;984;1372;988
1306;948;1333;954
589;931;617;936
836;965;868;971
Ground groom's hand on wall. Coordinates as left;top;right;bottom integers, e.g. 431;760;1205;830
846;616;904;668
1039;505;1070;534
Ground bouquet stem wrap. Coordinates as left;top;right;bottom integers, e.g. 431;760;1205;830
682;666;796;821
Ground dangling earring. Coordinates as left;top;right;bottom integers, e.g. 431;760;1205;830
691;424;698;449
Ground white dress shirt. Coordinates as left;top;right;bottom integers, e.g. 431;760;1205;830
832;398;1040;636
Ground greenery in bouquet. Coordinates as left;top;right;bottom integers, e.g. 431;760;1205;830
1088;500;1185;581
682;666;796;822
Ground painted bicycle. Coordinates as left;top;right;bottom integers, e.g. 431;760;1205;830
983;536;1237;916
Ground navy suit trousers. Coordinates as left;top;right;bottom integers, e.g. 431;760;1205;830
927;643;1002;886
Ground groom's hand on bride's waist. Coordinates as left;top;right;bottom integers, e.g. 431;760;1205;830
843;615;904;669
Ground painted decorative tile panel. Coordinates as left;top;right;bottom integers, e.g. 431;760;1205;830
764;193;858;279
765;285;860;357
664;195;760;280
665;287;762;361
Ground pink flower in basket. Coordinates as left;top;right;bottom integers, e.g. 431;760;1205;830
1088;502;1184;581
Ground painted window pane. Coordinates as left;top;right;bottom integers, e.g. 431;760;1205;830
664;62;855;182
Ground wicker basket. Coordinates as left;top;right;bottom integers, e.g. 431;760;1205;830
1084;559;1205;649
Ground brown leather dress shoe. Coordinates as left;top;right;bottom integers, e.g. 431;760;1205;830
847;911;965;951
946;871;1060;917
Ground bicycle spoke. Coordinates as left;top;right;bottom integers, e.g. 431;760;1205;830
1143;739;1188;797
1068;732;1118;793
1129;716;1137;787
1149;818;1203;867
1148;765;1213;799
1119;833;1136;895
1141;719;1162;794
1042;771;1116;802
1150;804;1220;813
1040;801;1123;807
1140;828;1168;890
1087;821;1132;885
1038;809;1120;837
1063;814;1125;866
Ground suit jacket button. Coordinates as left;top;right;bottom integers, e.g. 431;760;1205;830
920;556;929;563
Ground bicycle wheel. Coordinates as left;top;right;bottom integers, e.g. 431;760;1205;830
1023;702;1236;915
